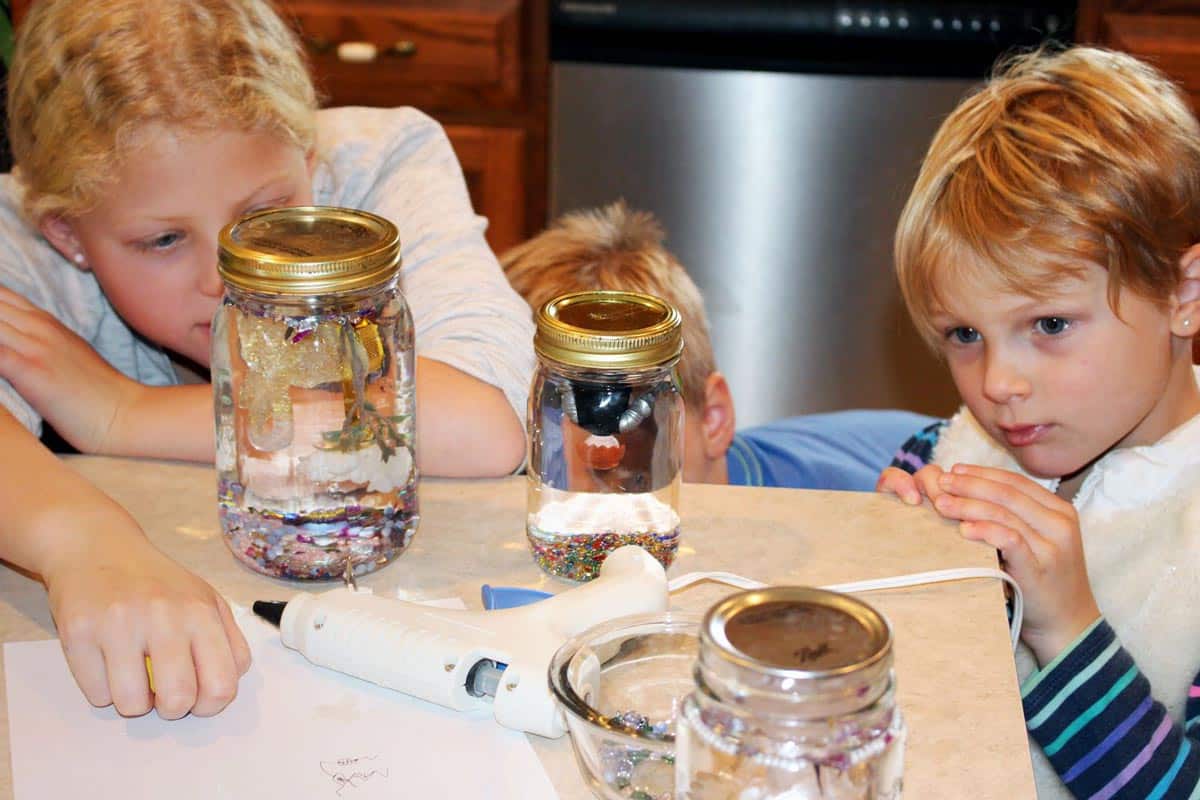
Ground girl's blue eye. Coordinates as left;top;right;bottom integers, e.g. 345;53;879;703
948;326;980;344
137;232;183;252
1036;317;1070;335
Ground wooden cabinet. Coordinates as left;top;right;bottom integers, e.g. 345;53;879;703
274;0;547;255
11;0;547;255
1077;1;1200;113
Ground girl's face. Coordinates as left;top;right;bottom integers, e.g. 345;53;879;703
931;262;1200;483
42;125;314;368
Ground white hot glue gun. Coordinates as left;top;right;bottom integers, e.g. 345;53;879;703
252;545;669;738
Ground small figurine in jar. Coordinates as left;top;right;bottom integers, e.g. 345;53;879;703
526;290;685;581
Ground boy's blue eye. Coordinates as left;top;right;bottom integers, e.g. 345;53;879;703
948;326;980;344
1035;317;1070;335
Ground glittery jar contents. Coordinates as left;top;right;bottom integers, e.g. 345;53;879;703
675;589;906;800
211;207;418;581
527;291;685;582
528;492;681;582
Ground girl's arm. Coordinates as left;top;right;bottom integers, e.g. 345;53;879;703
1023;619;1200;798
0;410;250;717
316;107;536;477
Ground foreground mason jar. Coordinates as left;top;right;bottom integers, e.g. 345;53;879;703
527;290;684;582
676;588;906;800
211;206;418;581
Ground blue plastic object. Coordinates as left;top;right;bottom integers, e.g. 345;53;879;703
481;584;552;610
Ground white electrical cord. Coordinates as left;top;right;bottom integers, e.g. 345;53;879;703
667;567;1024;651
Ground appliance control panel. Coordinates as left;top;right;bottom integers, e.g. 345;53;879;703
552;2;1074;44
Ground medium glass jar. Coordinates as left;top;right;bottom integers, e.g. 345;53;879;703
527;290;684;582
676;588;906;800
211;206;418;581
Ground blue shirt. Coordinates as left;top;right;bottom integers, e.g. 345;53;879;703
726;410;937;491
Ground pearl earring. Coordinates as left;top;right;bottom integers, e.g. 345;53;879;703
72;252;85;266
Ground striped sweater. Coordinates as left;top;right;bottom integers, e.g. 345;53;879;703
893;409;1200;798
1021;619;1200;798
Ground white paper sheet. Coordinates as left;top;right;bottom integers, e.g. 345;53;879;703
4;603;560;800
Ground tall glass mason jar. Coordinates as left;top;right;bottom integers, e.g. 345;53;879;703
527;290;684;582
676;587;906;800
211;206;418;581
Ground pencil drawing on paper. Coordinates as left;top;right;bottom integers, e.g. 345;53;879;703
319;754;390;795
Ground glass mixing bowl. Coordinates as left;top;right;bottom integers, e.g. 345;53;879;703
548;612;701;800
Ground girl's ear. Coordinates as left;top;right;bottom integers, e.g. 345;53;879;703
1171;243;1200;337
37;214;88;270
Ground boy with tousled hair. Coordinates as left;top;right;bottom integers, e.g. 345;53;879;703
879;45;1200;798
503;200;932;489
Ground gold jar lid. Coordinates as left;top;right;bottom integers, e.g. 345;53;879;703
217;206;401;295
535;290;683;370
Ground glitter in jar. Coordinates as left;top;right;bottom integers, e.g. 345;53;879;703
527;492;680;581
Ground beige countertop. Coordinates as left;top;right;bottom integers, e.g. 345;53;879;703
0;456;1036;798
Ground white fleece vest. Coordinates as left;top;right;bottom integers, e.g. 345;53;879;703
932;396;1200;798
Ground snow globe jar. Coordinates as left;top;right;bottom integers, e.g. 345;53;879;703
676;587;907;800
212;206;418;581
527;290;684;582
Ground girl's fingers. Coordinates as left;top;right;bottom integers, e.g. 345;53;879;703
146;632;198;720
188;610;242;718
0;285;40;310
100;634;155;717
59;636;113;708
216;597;252;676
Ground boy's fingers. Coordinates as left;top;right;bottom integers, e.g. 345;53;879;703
875;467;921;504
934;492;1051;558
189;613;242;718
60;638;113;708
146;635;198;720
960;519;1040;578
216;597;252;676
942;466;1074;521
914;466;945;502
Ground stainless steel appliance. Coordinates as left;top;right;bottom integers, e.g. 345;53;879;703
551;2;1074;426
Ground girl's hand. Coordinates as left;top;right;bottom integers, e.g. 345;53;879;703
0;285;140;454
876;464;947;506
39;525;252;719
934;463;1101;664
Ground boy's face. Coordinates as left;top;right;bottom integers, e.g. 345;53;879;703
51;125;314;368
932;262;1199;480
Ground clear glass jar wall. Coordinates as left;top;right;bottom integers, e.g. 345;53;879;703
527;291;685;581
212;207;418;581
675;589;906;799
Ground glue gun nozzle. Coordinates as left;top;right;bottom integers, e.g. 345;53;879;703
252;600;287;627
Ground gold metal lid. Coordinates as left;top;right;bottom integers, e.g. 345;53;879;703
217;206;401;295
534;290;683;370
698;587;895;718
705;587;891;678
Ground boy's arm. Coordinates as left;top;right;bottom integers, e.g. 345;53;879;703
0;411;249;717
1023;619;1200;798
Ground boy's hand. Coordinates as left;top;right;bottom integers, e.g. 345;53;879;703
0;285;140;454
875;464;947;505
39;526;252;719
933;463;1101;664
